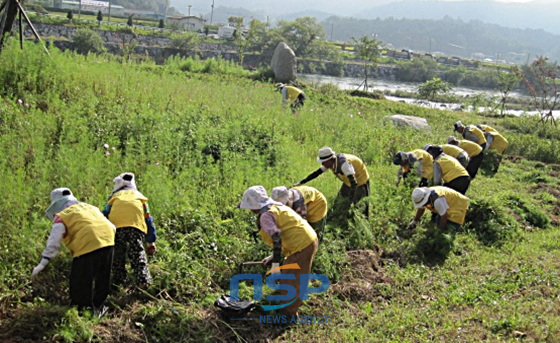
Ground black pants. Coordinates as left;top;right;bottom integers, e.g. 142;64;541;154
444;175;470;195
113;227;152;286
466;152;484;179
70;245;114;309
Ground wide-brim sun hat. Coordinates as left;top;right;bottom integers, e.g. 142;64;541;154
113;172;137;192
45;187;78;220
238;185;282;210
412;187;431;209
453;121;464;132
317;147;336;163
271;186;290;205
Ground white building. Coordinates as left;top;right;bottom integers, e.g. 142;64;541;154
60;0;125;15
217;25;236;39
167;16;206;32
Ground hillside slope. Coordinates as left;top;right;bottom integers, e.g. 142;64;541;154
0;40;559;342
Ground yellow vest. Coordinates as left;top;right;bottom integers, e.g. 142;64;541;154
410;149;433;180
458;140;482;158
108;190;148;234
479;124;497;132
488;132;508;154
442;144;465;159
285;86;303;102
293;185;328;223
465;126;487;145
259;205;317;257
58;203;115;257
436;155;469;183
332;154;370;187
428;186;469;225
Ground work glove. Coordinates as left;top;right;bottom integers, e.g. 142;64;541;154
146;243;156;256
419;178;428;187
270;263;280;275
31;258;49;280
261;255;273;267
406;220;417;231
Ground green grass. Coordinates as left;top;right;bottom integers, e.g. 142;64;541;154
0;39;559;342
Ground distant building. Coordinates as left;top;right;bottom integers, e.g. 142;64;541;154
217;25;236;39
167;15;206;32
60;0;124;15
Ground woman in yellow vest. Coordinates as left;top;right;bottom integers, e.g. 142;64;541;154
407;186;469;231
277;83;306;114
32;188;115;313
440;144;469;168
426;145;471;195
393;149;433;187
447;136;484;179
103;173;157;287
296;147;370;220
238;186;318;317
271;185;328;241
454;121;487;149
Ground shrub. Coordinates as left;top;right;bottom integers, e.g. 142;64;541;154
72;28;106;55
464;198;520;246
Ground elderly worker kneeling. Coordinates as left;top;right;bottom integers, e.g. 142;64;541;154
407;186;469;231
238;186;319;317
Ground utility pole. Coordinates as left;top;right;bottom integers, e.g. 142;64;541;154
108;0;111;24
187;4;192;31
210;0;214;25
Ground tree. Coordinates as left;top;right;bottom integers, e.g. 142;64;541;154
418;77;452;100
228;16;246;66
276;17;325;57
352;35;381;91
396;58;438;83
170;32;200;56
493;67;521;117
66;10;73;22
127;15;133;27
73;28;106;55
96;11;103;27
517;56;560;125
158;19;165;29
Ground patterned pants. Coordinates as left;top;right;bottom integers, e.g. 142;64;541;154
113;227;152;286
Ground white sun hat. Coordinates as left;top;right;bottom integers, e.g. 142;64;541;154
271;186;290;205
317;147;336;163
238;186;282;210
412;187;431;209
45;187;78;220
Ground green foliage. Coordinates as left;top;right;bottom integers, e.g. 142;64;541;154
72;28;106;55
506;194;551;229
395;58;438;82
417;77;452;99
276;17;325;57
464;198;520;246
170;32;200;55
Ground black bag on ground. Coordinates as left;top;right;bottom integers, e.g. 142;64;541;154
214;294;257;316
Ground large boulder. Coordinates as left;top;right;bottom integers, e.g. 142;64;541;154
385;114;431;132
270;42;297;83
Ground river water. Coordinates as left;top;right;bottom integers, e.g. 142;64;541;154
299;74;556;117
